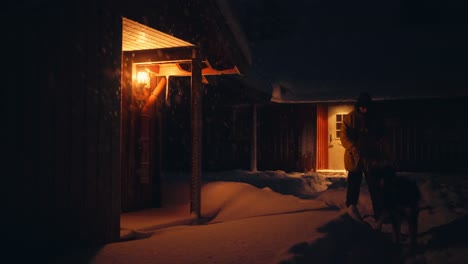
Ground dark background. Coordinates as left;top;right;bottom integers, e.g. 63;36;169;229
229;0;468;96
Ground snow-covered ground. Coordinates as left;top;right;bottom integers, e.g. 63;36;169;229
56;170;468;264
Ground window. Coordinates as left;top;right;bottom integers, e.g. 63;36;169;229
335;114;345;139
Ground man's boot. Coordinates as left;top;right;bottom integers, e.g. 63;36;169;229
347;204;364;223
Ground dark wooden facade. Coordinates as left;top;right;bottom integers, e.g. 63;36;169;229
4;1;122;256
258;97;468;172
3;0;250;258
375;97;468;172
257;103;317;172
203;96;468;174
5;0;466;260
202;101;317;173
202;76;272;171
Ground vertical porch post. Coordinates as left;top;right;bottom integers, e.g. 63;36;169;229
251;104;258;172
190;48;202;218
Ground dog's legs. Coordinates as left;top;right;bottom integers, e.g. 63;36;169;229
390;214;401;245
373;210;388;231
408;205;419;252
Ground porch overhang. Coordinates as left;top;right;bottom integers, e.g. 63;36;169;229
121;17;204;218
123;16;241;83
122;17;194;51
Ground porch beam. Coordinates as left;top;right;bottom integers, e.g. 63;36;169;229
190;48;202;218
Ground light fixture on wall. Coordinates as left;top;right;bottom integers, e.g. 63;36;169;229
137;70;150;89
133;69;151;101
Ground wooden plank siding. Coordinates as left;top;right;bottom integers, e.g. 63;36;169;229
375;97;468;172
121;52;136;211
3;0;253;258
257;104;317;172
201;102;315;172
391;117;467;172
4;2;121;255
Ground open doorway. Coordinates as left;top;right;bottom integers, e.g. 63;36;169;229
119;17;241;233
119;18;202;236
121;61;196;212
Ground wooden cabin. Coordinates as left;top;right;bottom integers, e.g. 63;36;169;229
188;82;468;174
217;88;468;174
5;0;467;259
3;0;257;258
201;82;468;174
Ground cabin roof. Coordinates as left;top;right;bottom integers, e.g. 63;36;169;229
270;80;468;103
122;17;194;51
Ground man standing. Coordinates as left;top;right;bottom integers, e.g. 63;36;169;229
340;92;384;223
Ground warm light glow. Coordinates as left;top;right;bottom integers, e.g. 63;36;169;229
122;17;194;51
137;71;150;88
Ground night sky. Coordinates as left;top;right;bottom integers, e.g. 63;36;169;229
229;0;468;96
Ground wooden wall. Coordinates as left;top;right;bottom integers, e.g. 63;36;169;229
202;103;249;171
1;0;257;259
201;97;468;174
375;97;468;172
4;1;121;257
257;104;316;172
201;103;316;172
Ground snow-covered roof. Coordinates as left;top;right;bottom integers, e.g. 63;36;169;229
271;80;468;103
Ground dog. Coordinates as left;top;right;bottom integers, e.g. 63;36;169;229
367;161;421;252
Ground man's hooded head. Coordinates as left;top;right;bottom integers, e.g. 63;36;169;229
355;92;372;108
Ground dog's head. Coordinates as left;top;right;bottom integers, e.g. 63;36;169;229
367;158;396;189
372;164;421;206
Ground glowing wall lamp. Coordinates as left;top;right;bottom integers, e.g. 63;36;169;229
137;70;150;89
